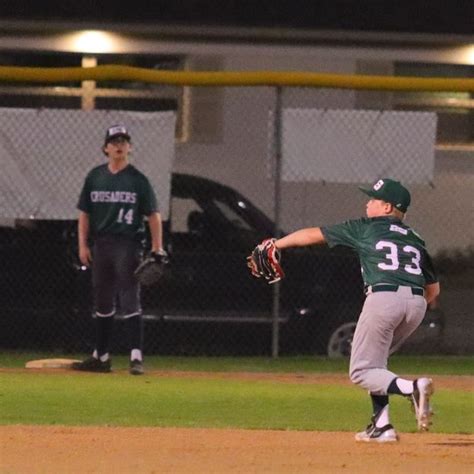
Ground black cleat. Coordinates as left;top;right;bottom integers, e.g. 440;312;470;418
129;359;144;375
71;357;111;373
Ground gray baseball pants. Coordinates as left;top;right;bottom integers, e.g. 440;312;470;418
349;286;427;394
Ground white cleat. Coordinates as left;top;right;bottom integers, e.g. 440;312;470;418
412;378;434;431
355;423;399;443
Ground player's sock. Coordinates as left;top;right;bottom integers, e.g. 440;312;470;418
96;314;114;359
387;377;414;395
92;349;109;362
374;405;390;428
131;348;143;362
371;395;390;427
127;314;143;356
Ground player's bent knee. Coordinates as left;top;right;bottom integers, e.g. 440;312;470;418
349;368;365;386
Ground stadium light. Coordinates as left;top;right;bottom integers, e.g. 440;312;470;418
63;30;121;54
466;45;474;65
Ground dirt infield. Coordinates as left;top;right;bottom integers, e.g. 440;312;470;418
2;371;473;473
147;370;474;391
2;425;474;473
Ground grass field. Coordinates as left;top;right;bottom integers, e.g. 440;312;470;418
2;352;474;374
1;353;473;434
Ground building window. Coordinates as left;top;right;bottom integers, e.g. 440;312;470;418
0;52;183;135
393;62;474;149
0;52;82;108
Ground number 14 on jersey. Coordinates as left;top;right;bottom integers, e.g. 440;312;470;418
117;208;134;225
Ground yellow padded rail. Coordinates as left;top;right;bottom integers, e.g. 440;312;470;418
0;65;473;92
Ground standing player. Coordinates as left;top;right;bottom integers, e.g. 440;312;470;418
72;124;166;375
251;178;440;442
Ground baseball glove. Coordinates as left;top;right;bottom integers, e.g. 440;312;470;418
134;250;169;286
246;238;285;284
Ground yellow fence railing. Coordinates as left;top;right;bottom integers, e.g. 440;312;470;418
0;65;473;91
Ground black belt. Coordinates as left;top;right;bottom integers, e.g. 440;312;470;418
369;285;424;296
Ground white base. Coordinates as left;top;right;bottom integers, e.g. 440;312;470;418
25;358;81;369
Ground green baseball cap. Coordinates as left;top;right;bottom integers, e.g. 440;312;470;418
359;178;411;213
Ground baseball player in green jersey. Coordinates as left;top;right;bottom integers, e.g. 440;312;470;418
273;178;440;442
72;124;166;375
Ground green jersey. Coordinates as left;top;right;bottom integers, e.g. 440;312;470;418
321;216;438;288
78;164;158;240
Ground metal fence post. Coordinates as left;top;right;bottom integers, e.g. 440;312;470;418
271;85;283;358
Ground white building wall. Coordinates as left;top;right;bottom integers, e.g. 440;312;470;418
0;29;472;253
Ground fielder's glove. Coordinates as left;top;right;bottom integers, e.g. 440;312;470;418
134;249;169;286
246;238;285;284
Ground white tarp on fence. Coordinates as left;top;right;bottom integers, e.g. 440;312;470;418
270;109;437;183
0;109;176;219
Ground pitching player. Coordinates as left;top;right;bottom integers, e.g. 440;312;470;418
271;178;440;442
72;124;164;375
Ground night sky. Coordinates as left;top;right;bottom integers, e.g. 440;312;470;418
1;0;473;35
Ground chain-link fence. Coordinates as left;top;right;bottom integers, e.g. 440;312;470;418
0;71;472;357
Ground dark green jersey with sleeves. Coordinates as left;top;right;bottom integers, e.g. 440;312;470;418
78;164;158;240
321;216;438;288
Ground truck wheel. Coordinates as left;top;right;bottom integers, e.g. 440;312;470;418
327;321;356;358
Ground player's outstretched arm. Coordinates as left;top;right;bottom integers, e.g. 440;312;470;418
275;227;326;250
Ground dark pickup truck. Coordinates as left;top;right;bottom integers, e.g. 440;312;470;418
0;173;442;356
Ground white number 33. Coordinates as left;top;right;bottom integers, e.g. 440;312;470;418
376;241;422;275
